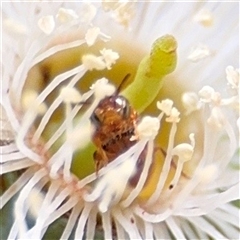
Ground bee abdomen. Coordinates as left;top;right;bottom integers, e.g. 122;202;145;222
102;128;136;152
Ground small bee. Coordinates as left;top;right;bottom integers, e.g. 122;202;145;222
90;74;140;174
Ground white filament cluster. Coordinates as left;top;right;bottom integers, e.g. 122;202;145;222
1;2;239;240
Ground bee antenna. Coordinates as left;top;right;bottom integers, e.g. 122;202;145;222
115;73;131;95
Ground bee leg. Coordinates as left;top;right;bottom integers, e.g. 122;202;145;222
93;149;108;176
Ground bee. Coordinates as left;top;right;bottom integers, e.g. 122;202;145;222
90;74;140;174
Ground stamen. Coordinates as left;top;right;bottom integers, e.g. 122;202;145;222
12;41;40;101
38;15;55;35
14;168;47;238
82;54;106;70
166;107;180;123
121;140;154;207
189;216;226;239
32;69;87;143
153;222;171;239
90;78;115;100
0;168;33;209
85;158;136;212
193;9;214;27
86;207;98;239
134;205;172;223
22;90;47;115
100;48;120;70
85;27;101;46
212;206;240;229
79;3;97;23
3;18;28;35
147;122;177;205
45;100;84;150
75;203;93;239
32;39;86;67
166;217;186;239
135;116;160;140
198;86;215;103
60;87;82;104
60;204;83;239
169;138;194;190
187;44;211;62
226;66;239;89
1;151;25;163
115;220;125;239
56;8;79;23
112;208;142;239
48;144;70;178
144;221;154;239
101;211;112;239
78;141;144;188
206;214;239;239
172;142;194;163
1;159;35;174
28;186;72;238
207;107;226;130
66;120;93;152
157;99;173;116
182;92;201;114
44;196;79;228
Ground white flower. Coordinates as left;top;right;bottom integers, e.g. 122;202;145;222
1;2;239;240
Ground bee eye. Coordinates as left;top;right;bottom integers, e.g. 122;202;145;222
90;112;101;127
115;96;130;119
122;103;130;118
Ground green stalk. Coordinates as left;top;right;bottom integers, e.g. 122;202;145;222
122;35;177;113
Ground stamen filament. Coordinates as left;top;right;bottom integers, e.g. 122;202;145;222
1;159;35;174
33;70;87;142
75;203;93;239
147;122;177;205
0;168;33;208
166;217;186;240
112;208;142;240
86;207;98;239
60;204;83;239
188;216;225;239
121;139;154;207
101;211;112;240
14;168;48;238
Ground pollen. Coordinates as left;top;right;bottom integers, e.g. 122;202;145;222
157;99;173;116
91;78;115;100
166;107;180;123
100;48;120;70
136;116;160;140
59;86;81;103
82;54;106;71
